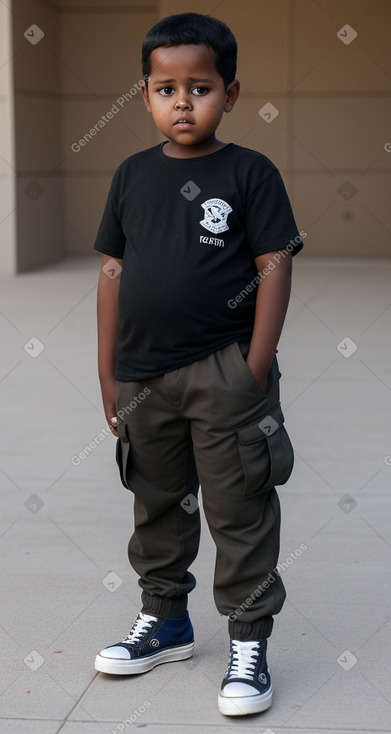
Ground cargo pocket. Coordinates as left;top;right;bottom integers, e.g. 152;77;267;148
115;420;132;491
236;402;294;499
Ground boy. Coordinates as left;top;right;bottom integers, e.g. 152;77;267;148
93;12;303;717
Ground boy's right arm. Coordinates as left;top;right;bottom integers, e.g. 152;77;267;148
97;254;122;437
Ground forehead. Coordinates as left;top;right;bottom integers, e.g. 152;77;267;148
148;44;219;79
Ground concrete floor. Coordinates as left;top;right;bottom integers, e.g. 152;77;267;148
0;255;390;733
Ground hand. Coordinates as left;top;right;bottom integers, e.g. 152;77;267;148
100;374;119;437
245;353;270;393
108;416;119;437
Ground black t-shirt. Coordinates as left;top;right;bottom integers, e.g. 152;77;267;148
94;142;303;381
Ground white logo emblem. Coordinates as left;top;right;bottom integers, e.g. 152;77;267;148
258;672;267;684
200;198;232;234
150;638;160;648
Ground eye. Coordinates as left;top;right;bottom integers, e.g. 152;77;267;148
158;87;174;96
192;87;209;96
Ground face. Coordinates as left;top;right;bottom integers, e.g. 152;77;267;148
141;44;240;157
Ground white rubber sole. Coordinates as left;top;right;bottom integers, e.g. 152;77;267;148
217;685;273;716
94;641;194;675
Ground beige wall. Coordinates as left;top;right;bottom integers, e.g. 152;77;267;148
60;0;159;256
3;0;391;271
0;1;17;275
11;0;65;272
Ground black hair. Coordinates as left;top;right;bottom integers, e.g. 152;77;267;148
141;12;237;89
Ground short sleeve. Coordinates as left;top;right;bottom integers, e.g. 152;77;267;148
93;168;126;258
245;169;303;258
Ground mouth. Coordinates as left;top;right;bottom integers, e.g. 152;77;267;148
174;119;194;128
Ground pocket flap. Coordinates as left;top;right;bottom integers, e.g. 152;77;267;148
237;403;285;445
117;420;129;442
115;421;132;490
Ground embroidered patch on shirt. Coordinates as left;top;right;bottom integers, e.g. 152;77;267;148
200;198;232;234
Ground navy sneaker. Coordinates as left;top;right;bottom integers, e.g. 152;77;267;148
95;611;194;675
218;639;273;716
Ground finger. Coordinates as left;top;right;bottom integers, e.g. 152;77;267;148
108;416;119;437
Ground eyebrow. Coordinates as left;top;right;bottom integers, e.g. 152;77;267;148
153;77;214;84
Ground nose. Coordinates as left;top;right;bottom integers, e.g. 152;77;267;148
175;96;192;110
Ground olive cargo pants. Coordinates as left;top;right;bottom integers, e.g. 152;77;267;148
115;340;294;640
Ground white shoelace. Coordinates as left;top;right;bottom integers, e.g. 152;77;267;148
225;640;262;680
122;613;157;645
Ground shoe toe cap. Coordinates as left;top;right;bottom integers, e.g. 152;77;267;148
221;681;258;697
99;645;131;660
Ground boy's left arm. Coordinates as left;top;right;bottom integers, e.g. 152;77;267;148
246;251;293;392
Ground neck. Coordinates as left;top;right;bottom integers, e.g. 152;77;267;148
162;137;227;159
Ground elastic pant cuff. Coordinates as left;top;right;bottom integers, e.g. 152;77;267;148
141;591;188;618
228;615;274;640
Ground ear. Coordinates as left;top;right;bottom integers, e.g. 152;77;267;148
141;82;152;112
224;79;240;113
